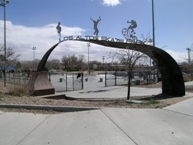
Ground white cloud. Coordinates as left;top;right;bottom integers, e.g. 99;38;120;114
0;20;111;62
102;0;121;7
165;50;187;63
0;20;188;65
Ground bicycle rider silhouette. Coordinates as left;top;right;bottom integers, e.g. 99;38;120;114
127;20;137;34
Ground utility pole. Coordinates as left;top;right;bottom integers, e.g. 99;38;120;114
150;0;155;80
186;48;191;65
102;56;105;70
87;43;90;74
150;0;155;66
102;56;105;64
152;0;155;47
0;0;9;87
32;47;36;71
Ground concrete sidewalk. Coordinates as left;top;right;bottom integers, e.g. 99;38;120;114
0;97;193;145
58;80;193;99
0;82;193;145
63;85;162;99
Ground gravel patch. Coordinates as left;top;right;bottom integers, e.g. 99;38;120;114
0;82;192;114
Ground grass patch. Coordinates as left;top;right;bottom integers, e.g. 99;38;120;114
0;92;5;100
145;99;160;105
47;100;53;103
7;85;28;97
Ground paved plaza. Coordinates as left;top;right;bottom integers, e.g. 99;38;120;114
0;78;193;145
0;99;193;145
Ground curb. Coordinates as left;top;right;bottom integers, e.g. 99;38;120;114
0;104;99;112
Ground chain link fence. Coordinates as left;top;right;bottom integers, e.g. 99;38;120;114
0;71;159;92
0;72;30;86
104;71;159;87
49;72;83;92
0;72;84;93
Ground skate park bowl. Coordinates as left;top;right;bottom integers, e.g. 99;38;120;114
35;39;185;97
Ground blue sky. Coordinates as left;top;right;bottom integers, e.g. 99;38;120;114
0;0;193;63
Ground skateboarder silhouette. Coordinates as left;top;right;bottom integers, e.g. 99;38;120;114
90;17;101;36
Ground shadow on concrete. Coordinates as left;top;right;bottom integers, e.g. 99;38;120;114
139;93;183;101
0;104;99;113
44;95;77;100
79;89;109;94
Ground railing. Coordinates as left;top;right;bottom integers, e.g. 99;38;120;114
0;72;30;86
0;72;84;93
104;71;159;87
49;72;83;92
0;71;158;91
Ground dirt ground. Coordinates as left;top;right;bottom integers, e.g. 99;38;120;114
0;81;192;114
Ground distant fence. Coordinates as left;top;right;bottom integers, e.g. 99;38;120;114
0;72;84;92
0;71;159;91
0;72;30;86
104;71;159;87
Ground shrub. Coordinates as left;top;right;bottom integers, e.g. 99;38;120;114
8;85;29;97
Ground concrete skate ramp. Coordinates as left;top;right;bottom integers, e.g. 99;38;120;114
37;39;185;97
28;71;55;96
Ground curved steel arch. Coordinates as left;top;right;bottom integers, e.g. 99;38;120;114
37;39;185;97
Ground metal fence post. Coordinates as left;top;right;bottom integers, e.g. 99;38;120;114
18;73;20;84
72;73;74;91
9;73;10;82
81;72;84;89
105;72;107;87
48;72;51;81
115;71;117;86
66;72;67;91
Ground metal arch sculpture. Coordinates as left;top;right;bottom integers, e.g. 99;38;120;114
37;42;60;71
37;39;185;97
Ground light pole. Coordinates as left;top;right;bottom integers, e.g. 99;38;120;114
87;43;90;74
102;56;105;69
32;47;36;71
0;0;9;87
152;0;155;47
186;48;191;65
150;0;155;68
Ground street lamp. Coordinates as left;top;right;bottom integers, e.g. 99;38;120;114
87;43;90;74
152;0;155;47
102;56;105;69
186;48;191;65
32;47;36;71
149;0;155;68
0;0;9;87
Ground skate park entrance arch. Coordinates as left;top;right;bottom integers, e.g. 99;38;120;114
34;38;185;97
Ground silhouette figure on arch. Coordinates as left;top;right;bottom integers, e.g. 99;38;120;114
56;22;62;42
90;16;101;36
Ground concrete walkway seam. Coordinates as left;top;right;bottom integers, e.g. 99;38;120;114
15;114;52;145
100;108;138;145
162;108;193;118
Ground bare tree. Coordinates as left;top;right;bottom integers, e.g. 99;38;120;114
20;61;32;72
140;33;153;45
89;60;102;71
61;54;86;71
0;46;21;76
46;59;61;71
109;47;145;100
76;55;86;71
61;55;70;71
